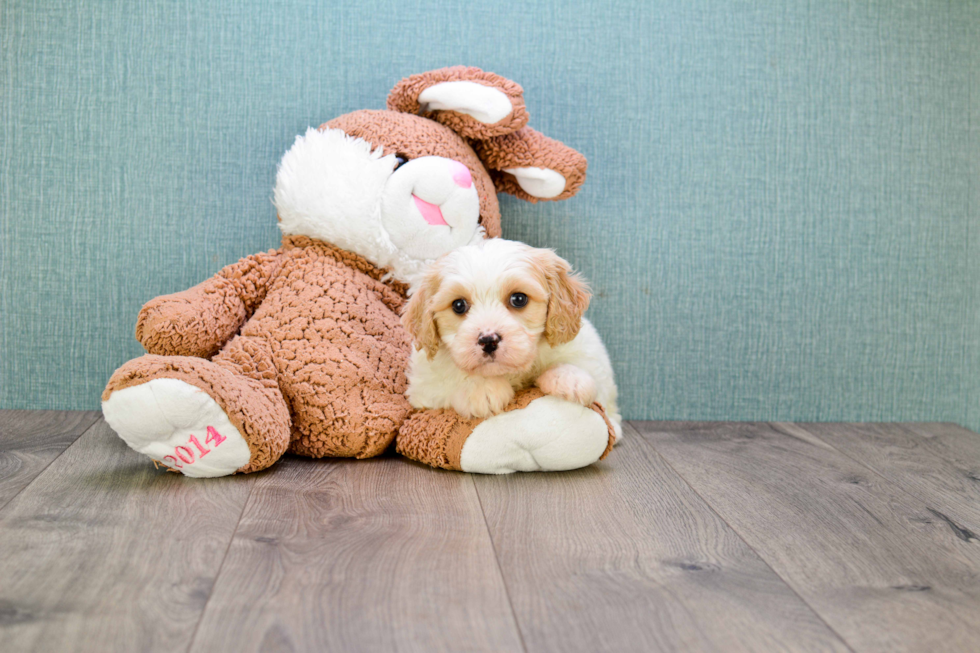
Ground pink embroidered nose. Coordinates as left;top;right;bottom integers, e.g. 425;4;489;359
451;161;472;188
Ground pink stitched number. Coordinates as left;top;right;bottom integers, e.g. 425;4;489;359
188;434;210;458
205;426;226;447
174;445;195;465
158;427;226;472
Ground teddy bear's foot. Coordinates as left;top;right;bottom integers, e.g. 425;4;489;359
102;353;291;477
397;388;615;474
103;378;252;477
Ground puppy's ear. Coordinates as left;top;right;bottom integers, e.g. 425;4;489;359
535;250;591;346
402;267;442;358
473;127;587;203
387;66;529;139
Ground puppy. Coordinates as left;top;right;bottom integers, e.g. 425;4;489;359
402;239;622;442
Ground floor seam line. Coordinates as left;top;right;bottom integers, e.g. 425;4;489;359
0;412;103;514
184;475;256;653
626;421;858;653
472;476;529;653
792;421;980;534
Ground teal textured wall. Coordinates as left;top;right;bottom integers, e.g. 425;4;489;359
2;1;978;427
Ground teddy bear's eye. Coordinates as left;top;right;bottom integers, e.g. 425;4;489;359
509;292;529;308
393;155;408;170
451;299;469;315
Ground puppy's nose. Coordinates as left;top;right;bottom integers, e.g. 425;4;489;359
478;333;501;354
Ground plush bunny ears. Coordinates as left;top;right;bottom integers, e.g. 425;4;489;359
387;66;587;203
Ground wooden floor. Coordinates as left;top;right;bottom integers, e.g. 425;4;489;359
2;413;980;652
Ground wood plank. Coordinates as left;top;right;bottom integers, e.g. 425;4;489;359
636;421;980;653
189;454;524;653
0;418;254;653
0;409;101;510
785;422;980;534
472;423;851;653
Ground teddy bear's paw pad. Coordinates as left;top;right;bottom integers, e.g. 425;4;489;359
459;395;609;474
102;378;251;478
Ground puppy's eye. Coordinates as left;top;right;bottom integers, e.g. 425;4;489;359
509;292;529;308
451;298;469;315
393;155;408;170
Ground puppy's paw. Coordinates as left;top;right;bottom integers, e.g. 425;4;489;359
536;364;597;406
452;378;516;419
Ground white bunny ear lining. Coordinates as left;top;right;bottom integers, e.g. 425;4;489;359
385;68;586;201
503;167;567;199
474;126;587;202
418;81;514;124
386;66;530;139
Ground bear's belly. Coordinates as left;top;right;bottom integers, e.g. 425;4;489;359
241;258;412;458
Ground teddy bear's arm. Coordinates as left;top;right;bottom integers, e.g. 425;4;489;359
397;388;615;473
135;249;284;358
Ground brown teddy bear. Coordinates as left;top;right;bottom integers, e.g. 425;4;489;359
101;66;616;477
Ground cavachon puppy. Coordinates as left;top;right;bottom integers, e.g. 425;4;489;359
403;239;622;442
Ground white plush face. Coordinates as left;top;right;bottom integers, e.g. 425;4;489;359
381;155;481;261
274;127;483;284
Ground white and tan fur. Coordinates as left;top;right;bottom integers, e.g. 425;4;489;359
403;239;622;443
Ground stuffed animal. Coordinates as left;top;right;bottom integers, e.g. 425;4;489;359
101;66;616;477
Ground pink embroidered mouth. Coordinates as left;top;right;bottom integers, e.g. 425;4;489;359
413;195;449;227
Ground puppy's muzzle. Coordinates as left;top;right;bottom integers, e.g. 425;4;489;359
478;333;501;355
